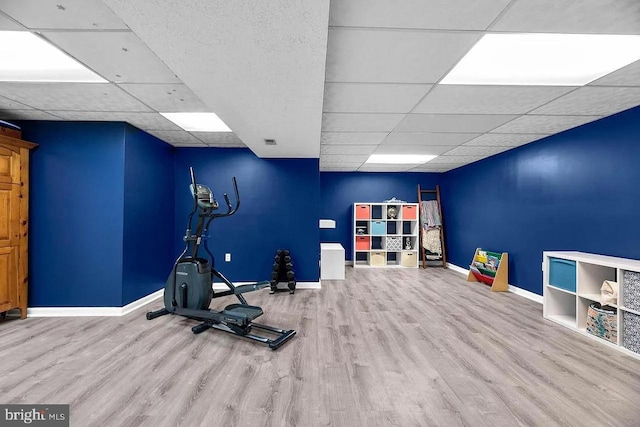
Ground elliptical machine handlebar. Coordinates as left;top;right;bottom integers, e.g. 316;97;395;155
213;177;240;219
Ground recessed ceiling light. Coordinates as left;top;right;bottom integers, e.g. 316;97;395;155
0;31;106;82
441;33;640;86
366;154;437;164
160;112;231;132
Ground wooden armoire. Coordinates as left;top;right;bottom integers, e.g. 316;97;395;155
0;126;36;319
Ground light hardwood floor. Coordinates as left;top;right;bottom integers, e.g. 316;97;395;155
1;267;640;427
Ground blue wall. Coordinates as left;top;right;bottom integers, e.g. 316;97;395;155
442;106;640;295
174;148;321;282
24;122;126;307
319;172;441;259
122;125;175;305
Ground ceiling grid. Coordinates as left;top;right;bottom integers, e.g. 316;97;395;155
0;0;639;168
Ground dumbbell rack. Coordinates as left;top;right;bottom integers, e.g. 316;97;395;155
270;249;296;294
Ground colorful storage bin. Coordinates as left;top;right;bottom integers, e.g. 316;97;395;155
386;236;402;251
355;236;370;251
623;310;640;354
401;251;417;267
355;204;370;220
623;270;640;312
549;258;576;292
402;205;417;220
371;252;385;266
371;220;386;235
586;303;617;344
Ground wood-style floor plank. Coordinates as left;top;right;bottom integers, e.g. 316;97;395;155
2;267;640;426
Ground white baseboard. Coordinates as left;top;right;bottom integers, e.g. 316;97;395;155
28;306;124;317
122;289;164;315
28;288;165;317
28;280;321;317
446;262;543;304
264;281;321;290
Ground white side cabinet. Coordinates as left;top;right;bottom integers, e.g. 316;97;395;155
321;243;345;280
543;251;640;360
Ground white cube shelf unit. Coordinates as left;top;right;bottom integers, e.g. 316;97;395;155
353;203;419;268
543;251;640;360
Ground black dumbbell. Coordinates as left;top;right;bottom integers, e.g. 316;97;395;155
286;270;295;280
271;271;279;280
284;262;293;270
283;255;292;263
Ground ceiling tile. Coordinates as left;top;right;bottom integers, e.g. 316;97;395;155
119;83;208;112
322;113;404;132
323;83;431;113
320;166;360;172
321;132;389;145
320;154;369;164
492;0;640;34
491;115;600;134
320;145;378;155
410;164;462;172
381;132;479;146
0;109;62;120
530;87;640;116
49;111;182;131
0;95;32;110
591;60;640;86
1;0;129;30
146;130;204;145
427;155;485;164
43;31;181;84
329;0;511;30
193;132;245;147
464;133;546;147
169;142;207;147
414;85;576;114
358;165;416;172
443;145;512;156
325;28;480;83
0;12;22;30
0;83;151;111
373;145;453;155
395;114;517;132
320;161;364;167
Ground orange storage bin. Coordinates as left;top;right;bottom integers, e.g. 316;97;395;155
355;204;370;219
402;205;417;220
355;236;370;250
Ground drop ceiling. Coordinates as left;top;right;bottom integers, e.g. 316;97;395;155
0;0;639;171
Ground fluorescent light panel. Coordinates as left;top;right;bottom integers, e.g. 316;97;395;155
160;112;231;132
441;33;640;86
0;31;106;82
366;154;436;164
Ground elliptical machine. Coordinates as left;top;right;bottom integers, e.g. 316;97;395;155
146;167;296;350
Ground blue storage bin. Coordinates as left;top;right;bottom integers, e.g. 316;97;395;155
371;220;386;235
549;258;576;292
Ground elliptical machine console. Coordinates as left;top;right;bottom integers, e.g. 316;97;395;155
146;168;296;350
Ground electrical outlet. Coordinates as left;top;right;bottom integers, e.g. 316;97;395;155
225;253;231;262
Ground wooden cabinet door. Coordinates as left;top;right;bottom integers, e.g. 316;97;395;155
0;183;20;247
0;145;20;185
0;246;18;312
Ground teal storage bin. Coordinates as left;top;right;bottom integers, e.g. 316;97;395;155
549;258;576;292
371;220;386;235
